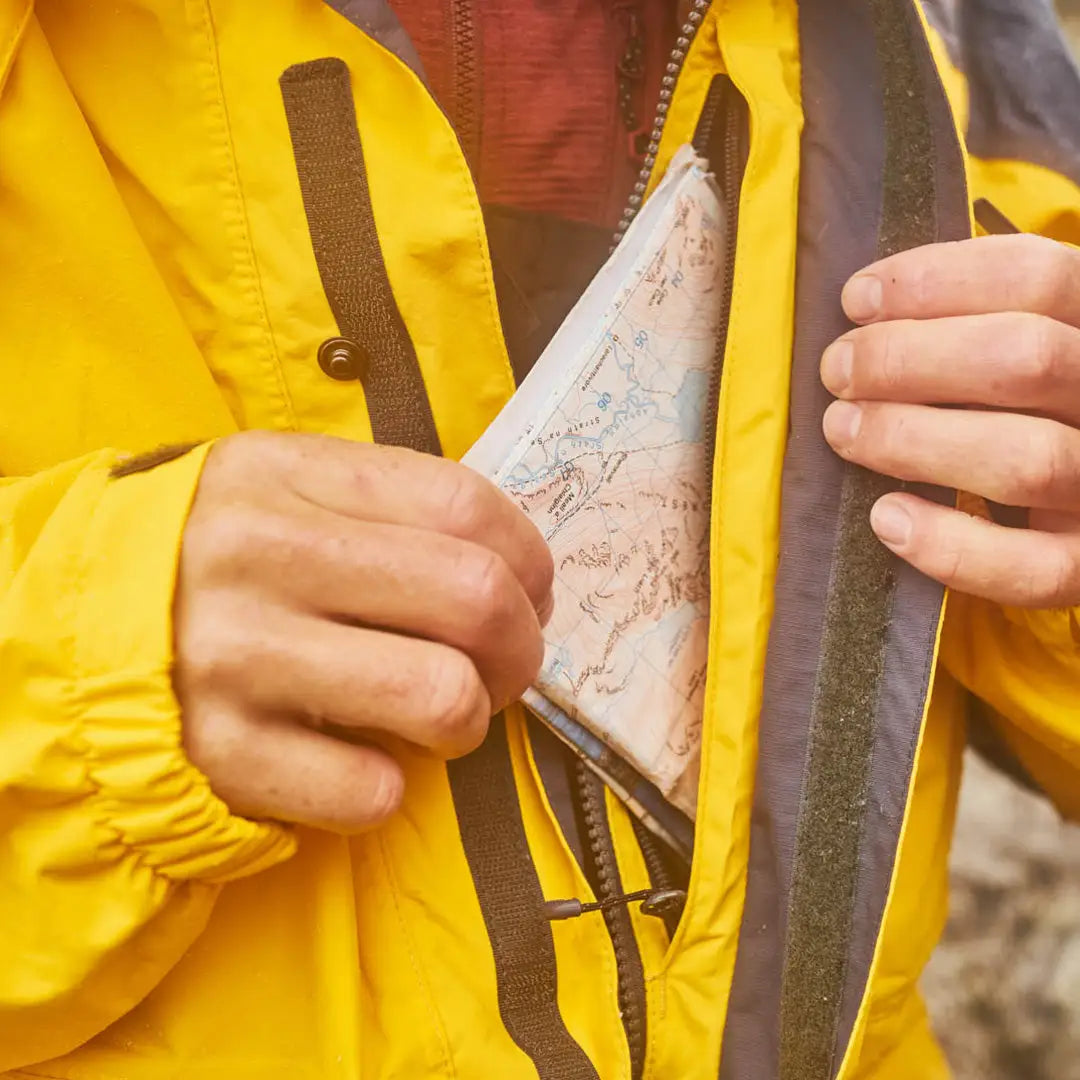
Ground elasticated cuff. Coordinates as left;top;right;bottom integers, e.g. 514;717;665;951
70;443;296;882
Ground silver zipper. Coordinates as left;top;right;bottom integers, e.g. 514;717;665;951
612;0;713;246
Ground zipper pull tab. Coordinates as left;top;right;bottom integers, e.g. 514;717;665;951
543;887;688;922
543;898;589;921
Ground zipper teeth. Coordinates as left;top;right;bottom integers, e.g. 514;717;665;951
703;92;743;491
450;0;479;166
575;760;647;1080
612;0;712;247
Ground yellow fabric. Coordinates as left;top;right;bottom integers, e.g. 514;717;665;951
0;0;1076;1077
925;18;1080;820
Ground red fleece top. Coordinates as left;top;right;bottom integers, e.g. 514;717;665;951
390;2;677;227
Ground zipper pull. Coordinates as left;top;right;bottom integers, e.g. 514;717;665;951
543;887;688;922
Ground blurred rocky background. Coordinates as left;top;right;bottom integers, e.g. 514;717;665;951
919;9;1080;1078
922;754;1080;1078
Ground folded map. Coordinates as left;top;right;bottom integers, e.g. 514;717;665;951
464;147;728;857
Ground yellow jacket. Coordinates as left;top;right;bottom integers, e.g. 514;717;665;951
1;1;1078;1078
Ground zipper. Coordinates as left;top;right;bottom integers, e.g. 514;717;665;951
448;0;480;168
567;12;748;1068
612;0;712;247
572;758;649;1080
630;816;689;939
695;75;749;490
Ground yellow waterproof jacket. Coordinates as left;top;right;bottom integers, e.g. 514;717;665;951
1;1;1078;1077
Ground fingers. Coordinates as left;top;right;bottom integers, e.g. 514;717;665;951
821;313;1080;427
842;235;1080;329
184;611;500;758
868;492;1080;608
183;704;405;833
823;401;1080;511
225;512;547;690
268;435;555;613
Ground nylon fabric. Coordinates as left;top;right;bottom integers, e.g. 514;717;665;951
0;1;1078;1077
322;0;427;82
447;721;601;1080
719;3;886;1074
722;2;969;1077
280;57;442;456
922;0;1080;186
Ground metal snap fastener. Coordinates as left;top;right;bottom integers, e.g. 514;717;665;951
318;337;368;382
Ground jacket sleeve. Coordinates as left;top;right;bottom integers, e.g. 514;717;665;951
922;0;1080;819
941;593;1080;822
0;445;296;1071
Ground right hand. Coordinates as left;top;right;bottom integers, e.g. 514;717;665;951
174;432;553;833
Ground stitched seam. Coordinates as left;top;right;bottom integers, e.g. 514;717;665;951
0;0;32;97
190;0;296;429
348;21;516;417
376;832;457;1078
459;157;518;405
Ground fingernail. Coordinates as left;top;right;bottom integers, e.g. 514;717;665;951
823;401;862;448
821;340;854;395
842;275;883;322
537;590;555;628
870;500;912;548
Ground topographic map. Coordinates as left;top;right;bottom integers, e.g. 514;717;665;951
465;148;727;834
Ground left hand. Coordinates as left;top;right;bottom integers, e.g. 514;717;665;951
820;233;1080;608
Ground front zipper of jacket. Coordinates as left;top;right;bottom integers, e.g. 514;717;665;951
448;0;480;168
695;74;750;490
571;759;649;1080
568;7;756;1073
612;0;712;246
440;3;748;1075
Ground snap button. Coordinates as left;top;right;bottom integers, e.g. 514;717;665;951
318;337;368;382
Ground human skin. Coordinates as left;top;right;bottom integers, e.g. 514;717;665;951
174;234;1080;831
822;234;1080;608
173;433;554;831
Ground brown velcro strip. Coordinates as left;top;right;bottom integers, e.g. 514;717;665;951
777;2;939;1078
446;720;601;1080
110;442;202;478
279;58;442;456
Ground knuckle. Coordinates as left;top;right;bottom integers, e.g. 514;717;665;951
1046;241;1080;310
441;465;496;538
426;650;487;750
869;324;907;394
185;503;270;573
1015;313;1061;387
866;404;901;463
180;707;250;784
1051;549;1080;607
899;249;938;310
364;765;405;825
464;548;519;638
176;603;259;692
208;430;282;478
534;540;556;601
1017;429;1068;503
1021;235;1075;313
935;535;967;588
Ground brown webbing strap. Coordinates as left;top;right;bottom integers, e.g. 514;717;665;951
447;721;601;1080
281;56;592;1076
280;58;442;455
